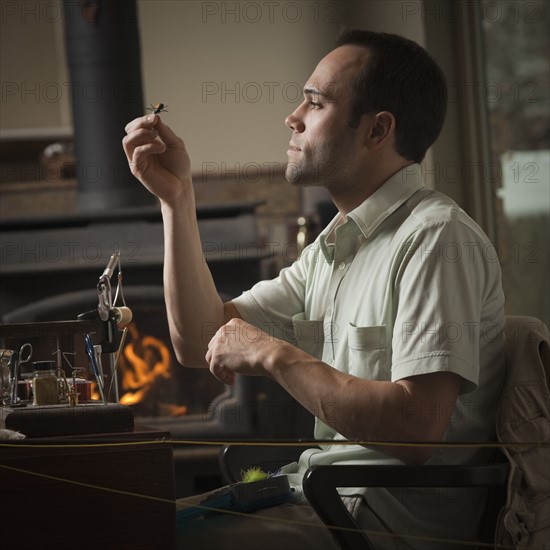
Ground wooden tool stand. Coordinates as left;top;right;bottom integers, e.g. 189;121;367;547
0;429;176;549
0;321;176;549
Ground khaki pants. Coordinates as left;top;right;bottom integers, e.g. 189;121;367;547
176;492;413;550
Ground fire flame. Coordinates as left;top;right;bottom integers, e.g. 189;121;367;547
119;329;170;404
88;324;187;415
89;324;187;415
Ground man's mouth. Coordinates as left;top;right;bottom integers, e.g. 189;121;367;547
288;143;302;153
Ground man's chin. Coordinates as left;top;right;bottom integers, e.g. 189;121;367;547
285;163;316;186
285;171;301;185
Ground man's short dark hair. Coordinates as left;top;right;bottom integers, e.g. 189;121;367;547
336;29;447;164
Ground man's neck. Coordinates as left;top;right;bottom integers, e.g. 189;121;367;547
331;159;414;217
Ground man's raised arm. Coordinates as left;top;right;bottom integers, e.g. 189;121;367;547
122;114;240;367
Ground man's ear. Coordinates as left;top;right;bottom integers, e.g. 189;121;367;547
366;111;395;150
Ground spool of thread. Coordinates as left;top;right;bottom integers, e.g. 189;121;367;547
113;306;133;328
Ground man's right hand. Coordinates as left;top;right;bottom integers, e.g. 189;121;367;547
123;114;192;205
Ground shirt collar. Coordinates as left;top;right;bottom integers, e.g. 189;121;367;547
319;164;424;261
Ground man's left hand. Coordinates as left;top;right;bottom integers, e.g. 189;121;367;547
206;318;285;385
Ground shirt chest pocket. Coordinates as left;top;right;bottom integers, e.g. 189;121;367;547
348;324;388;380
292;313;324;359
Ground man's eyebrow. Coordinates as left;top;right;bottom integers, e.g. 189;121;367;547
303;86;336;100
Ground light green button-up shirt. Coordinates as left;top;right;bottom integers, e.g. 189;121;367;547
233;165;505;547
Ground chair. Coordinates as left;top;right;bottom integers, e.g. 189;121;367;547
220;316;550;549
220;445;508;549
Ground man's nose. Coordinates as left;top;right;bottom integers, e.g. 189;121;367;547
285;111;305;133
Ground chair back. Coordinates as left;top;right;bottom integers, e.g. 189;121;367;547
496;316;550;546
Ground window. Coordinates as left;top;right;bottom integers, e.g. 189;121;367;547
480;0;549;325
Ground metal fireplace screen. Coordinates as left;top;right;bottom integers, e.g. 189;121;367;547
1;286;224;420
1;286;314;440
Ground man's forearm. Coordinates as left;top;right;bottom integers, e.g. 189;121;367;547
264;342;460;464
161;199;224;367
206;319;461;463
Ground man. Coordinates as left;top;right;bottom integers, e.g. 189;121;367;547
123;30;505;550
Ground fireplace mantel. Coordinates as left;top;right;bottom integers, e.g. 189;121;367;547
0;200;270;316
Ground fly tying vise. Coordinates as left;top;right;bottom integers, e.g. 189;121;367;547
78;250;133;403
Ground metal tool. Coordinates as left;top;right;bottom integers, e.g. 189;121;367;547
84;334;107;404
2;343;32;406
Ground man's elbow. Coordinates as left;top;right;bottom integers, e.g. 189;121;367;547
400;421;450;464
384;423;447;465
171;337;208;368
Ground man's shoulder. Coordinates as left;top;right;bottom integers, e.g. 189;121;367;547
405;188;461;221
402;188;487;239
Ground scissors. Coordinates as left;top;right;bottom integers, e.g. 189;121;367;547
3;343;33;406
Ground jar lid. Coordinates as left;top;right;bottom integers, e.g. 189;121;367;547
32;360;56;372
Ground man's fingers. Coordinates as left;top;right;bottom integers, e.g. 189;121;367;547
209;363;236;386
155;117;185;149
122;128;160;161
129;141;167;177
125;115;185;150
124;114;157;134
125;139;166;170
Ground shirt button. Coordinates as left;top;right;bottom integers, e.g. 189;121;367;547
338;261;346;270
326;308;332;316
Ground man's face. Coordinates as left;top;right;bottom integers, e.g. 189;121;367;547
285;45;370;190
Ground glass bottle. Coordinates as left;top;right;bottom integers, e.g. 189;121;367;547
32;361;60;406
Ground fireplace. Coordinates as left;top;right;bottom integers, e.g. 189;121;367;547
0;2;313;497
2;286;313;443
0;204;314;444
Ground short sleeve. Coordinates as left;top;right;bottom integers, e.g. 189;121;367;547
232;243;315;342
390;220;501;394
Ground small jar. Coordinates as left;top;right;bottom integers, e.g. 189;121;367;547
32;361;60;406
72;377;92;401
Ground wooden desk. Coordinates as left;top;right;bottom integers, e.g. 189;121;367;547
1;430;176;549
